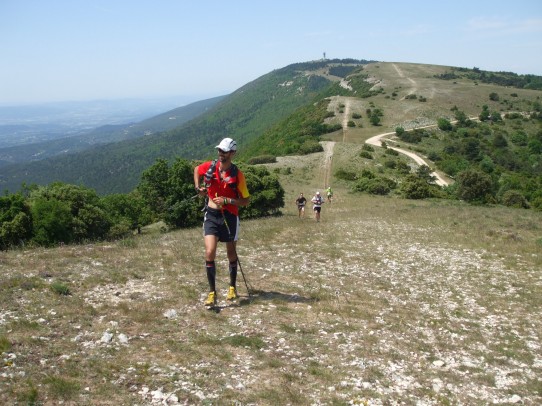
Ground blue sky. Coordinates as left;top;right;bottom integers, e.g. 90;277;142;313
1;0;541;105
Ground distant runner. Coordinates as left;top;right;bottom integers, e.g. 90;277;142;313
311;191;324;222
325;186;333;203
295;192;307;218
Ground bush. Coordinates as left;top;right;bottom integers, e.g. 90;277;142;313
51;281;71;296
437;118;453;131
400;176;436;199
396;161;411;174
456;169;494;203
361;144;374;152
30;198;74;246
501;190;529;208
360;151;373;159
352;176;395;195
247;155;277;164
335;169;357;181
531;196;542;211
384;148;399;156
298;140;323;155
384;160;397;169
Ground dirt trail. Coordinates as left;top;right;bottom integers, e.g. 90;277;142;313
342;99;351;142
366;130;450;186
392;63;417;98
321;141;335;189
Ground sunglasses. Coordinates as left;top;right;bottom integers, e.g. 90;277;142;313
217;149;231;154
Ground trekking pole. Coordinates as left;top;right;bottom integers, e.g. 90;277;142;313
219;203;253;300
235;251;253;299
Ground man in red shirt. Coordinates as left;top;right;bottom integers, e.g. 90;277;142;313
193;138;250;307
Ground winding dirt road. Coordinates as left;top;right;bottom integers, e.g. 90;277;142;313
365;131;450;186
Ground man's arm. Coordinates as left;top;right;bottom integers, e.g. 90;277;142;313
193;166;205;194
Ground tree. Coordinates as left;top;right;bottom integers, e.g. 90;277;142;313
239;165;285;218
489;92;500;101
101;191;150;236
138;159;171;219
400;175;435;199
437;118;453;131
501;190;529;209
370;114;381;126
163;159;202;228
493;133;508;148
479;105;490;122
416;165;437;184
29;182;111;245
30;197;74;246
0;193;32;249
456;169;494;203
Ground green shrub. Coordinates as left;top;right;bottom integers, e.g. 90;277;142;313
360;169;376;179
396;161;411;174
51;281;71;296
501;190;529;208
400;176;436;199
384;148;399;156
437;118;453;131
531;196;542;211
360;151;373;159
456;169;494;203
298;140;323;155
0;335;11;352
362;144;374;152
384;160;397;169
352;177;395;195
247;155;277;164
335;169;357;181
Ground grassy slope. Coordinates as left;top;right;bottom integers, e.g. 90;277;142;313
2;130;542;404
323;62;541;144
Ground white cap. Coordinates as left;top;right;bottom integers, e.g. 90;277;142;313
316;191;320;195
216;137;237;152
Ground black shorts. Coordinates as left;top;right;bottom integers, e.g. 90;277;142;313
313;206;321;213
203;207;239;242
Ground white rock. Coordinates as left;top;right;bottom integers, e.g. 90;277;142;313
117;333;129;344
101;332;113;343
432;360;445;368
151;388;164;400
508;395;521;403
163;309;178;319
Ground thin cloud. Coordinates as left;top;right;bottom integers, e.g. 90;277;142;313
466;16;542;33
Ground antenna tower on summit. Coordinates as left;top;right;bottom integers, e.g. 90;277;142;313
323;52;326;60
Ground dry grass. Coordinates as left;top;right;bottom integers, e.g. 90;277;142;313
2;159;541;405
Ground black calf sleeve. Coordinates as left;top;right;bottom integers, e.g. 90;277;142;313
206;260;216;292
229;259;238;287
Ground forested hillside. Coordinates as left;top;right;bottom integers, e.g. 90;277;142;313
0;59;372;195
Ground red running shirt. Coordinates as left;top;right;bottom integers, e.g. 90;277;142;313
197;161;250;216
